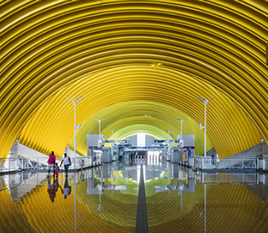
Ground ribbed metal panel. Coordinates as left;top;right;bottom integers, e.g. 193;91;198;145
0;1;267;158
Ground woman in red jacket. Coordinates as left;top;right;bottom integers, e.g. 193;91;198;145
47;151;56;175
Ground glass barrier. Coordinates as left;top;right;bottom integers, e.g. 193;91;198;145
1;156;267;173
0;156;95;173
184;157;267;171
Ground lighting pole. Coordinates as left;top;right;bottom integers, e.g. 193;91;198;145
67;97;83;233
165;130;171;161
95;118;104;147
166;130;171;141
98;168;103;212
178;183;184;210
177;118;187;145
261;139;265;157
67;97;83;168
197;97;214;158
110;130;115;139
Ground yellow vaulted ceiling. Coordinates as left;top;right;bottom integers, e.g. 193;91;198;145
0;0;267;158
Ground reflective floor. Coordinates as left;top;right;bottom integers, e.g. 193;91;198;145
0;160;267;233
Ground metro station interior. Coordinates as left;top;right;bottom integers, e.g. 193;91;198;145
0;1;267;233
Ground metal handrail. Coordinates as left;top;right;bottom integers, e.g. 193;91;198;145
0;156;95;173
187;157;268;170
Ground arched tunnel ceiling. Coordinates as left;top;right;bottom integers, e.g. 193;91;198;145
18;67;260;158
0;0;267;158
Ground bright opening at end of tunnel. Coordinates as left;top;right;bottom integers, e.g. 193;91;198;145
137;133;146;147
123;133;161;148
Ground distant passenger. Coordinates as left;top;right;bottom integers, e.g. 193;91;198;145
60;153;71;176
47;151;56;175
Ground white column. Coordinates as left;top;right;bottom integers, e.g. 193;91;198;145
181;120;183;141
204;101;207;158
74;102;76;168
67;97;83;169
197;97;214;158
96;119;104;147
99;120;101;141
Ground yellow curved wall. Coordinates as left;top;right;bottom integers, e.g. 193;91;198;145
1;1;267;158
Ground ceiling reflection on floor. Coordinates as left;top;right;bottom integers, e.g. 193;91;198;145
0;160;267;233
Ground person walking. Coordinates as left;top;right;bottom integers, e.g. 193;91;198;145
60;153;71;176
47;151;56;175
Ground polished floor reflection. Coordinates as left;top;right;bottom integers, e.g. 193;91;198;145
0;160;267;233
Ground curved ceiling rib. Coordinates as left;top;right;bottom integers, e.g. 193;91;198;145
0;0;267;158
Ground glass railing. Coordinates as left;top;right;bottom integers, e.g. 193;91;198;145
186;157;268;171
1;155;267;173
0;156;96;173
